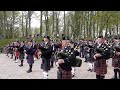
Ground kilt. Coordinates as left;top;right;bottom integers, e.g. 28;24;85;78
112;55;120;68
57;67;72;79
94;58;107;75
19;53;25;60
61;70;72;79
9;49;13;54
27;55;34;65
41;57;51;71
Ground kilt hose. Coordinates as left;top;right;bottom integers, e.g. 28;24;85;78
112;55;120;68
35;49;39;59
15;50;19;59
94;58;107;75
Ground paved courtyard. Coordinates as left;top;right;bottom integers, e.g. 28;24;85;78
0;53;114;79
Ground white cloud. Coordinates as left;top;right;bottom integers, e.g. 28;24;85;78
31;11;40;28
31;18;40;28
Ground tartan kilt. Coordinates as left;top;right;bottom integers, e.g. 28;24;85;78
19;53;25;60
61;70;72;79
9;49;13;54
27;55;34;65
112;55;120;68
94;58;107;75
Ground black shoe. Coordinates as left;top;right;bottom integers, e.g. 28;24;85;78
89;69;93;72
111;76;118;79
72;74;75;77
90;69;93;72
19;65;23;67
27;70;32;73
87;69;91;71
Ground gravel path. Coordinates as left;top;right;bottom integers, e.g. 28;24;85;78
0;54;114;79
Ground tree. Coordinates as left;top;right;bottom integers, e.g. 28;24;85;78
63;11;66;35
40;11;43;37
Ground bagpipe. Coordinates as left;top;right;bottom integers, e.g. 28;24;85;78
57;50;82;67
95;44;111;60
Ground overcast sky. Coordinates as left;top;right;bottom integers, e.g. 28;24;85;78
31;11;40;28
31;11;66;28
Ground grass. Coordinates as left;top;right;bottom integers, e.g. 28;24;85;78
0;36;54;53
0;38;16;53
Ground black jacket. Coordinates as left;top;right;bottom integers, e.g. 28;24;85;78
39;42;53;59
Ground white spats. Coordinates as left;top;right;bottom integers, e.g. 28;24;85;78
71;67;76;77
88;62;93;70
43;71;48;79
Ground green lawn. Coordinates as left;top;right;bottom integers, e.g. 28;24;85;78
0;37;43;53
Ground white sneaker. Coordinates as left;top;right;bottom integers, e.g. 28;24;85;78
43;72;48;79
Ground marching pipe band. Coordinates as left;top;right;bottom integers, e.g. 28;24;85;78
3;35;120;79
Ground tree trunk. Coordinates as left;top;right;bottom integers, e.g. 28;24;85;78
116;13;119;35
83;12;86;39
12;11;15;38
55;11;60;36
86;11;89;39
67;20;70;37
52;11;55;39
28;11;31;35
45;11;48;36
88;11;92;39
26;14;28;37
63;11;66;35
21;11;24;37
40;11;43;37
3;11;6;38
